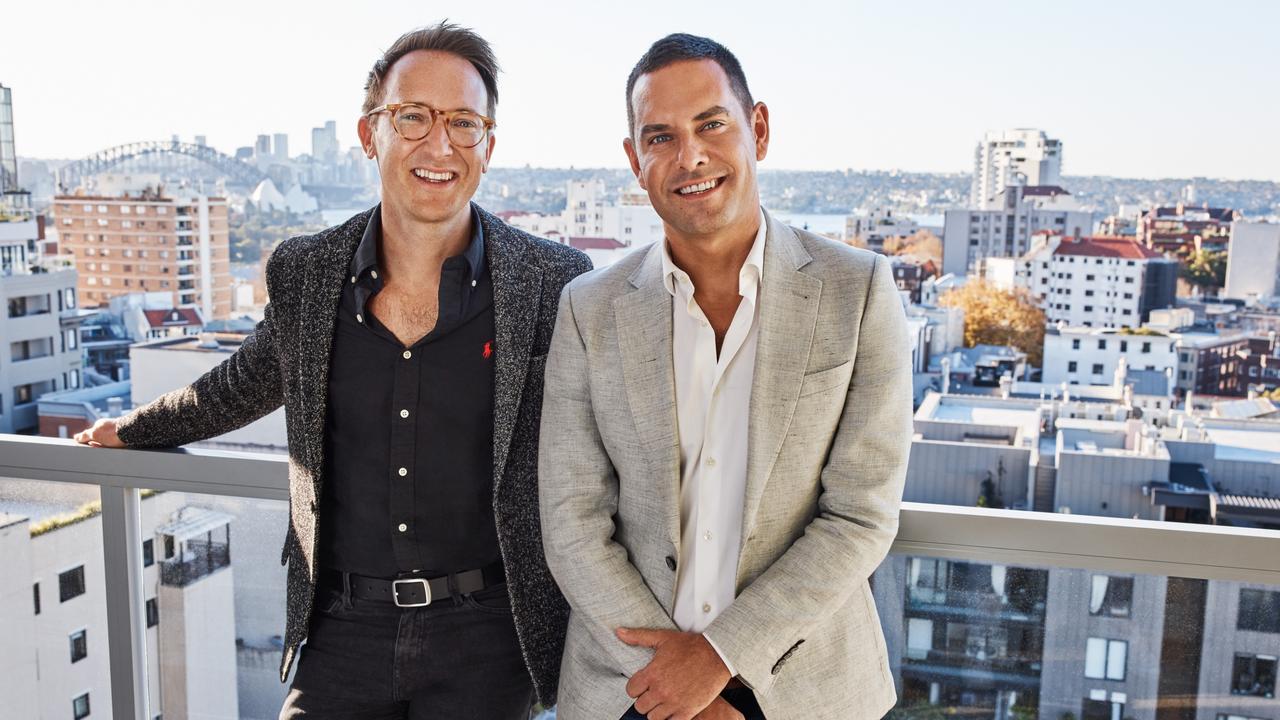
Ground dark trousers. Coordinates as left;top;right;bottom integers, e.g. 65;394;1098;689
280;579;533;719
620;687;765;720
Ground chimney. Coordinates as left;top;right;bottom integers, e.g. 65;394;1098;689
940;357;951;395
999;373;1013;399
198;332;220;349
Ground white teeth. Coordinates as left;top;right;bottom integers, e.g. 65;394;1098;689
678;179;719;195
413;169;455;182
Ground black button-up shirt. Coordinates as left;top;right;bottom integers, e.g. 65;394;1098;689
319;204;499;578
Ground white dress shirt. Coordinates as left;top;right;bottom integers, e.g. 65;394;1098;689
660;211;767;675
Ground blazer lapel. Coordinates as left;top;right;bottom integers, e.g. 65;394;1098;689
483;210;544;485
301;208;371;498
613;245;681;546
742;212;821;540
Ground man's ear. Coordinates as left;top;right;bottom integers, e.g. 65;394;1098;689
623;137;645;190
358;115;375;158
752;102;770;162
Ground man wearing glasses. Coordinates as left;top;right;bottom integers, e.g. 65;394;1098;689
75;23;590;718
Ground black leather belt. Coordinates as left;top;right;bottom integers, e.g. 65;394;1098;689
322;561;506;608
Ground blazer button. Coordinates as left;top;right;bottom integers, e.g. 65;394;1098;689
665;556;677;571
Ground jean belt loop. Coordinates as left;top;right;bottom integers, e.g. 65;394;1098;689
340;570;354;610
447;572;462;607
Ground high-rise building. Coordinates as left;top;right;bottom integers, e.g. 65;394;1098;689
311;120;338;162
273;132;289;162
943;185;1094;276
970;129;1062;210
254;134;271;158
0;83;17;193
53;183;232;319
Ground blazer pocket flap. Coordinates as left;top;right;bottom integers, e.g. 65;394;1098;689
798;360;854;398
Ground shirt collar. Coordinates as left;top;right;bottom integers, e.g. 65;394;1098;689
350;202;487;286
661;207;767;302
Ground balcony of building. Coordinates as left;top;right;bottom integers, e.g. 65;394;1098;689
1;434;1278;720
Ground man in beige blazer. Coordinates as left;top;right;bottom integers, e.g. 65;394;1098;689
539;33;912;720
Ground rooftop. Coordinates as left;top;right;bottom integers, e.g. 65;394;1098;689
142;307;203;328
1052;236;1164;260
133;333;245;354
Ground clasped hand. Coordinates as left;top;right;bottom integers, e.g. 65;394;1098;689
616;627;741;720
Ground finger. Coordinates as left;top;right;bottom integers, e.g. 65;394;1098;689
89;441;102;448
626;670;649;699
646;703;675;720
617;627;662;648
634;690;659;714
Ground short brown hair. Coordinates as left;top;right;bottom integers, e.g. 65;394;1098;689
362;22;499;118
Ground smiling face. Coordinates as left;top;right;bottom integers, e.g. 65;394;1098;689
624;59;769;243
358;50;494;228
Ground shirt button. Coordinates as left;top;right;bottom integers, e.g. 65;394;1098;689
703;603;712;614
705;457;717;467
356;313;363;323
402;350;412;360
704;530;713;541
350;275;356;284
400;409;409;419
371;270;378;280
398;523;407;532
398;467;408;477
471;279;477;287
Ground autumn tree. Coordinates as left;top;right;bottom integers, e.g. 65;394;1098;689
884;230;943;264
939;279;1046;366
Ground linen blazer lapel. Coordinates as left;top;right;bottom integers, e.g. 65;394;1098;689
742;211;821;542
613;244;681;547
482;209;544;486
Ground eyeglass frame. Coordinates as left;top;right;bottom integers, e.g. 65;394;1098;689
365;102;496;148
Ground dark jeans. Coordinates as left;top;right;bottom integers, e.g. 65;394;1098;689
280;580;533;719
620;687;765;720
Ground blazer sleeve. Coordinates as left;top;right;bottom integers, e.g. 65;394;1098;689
702;253;912;694
115;252;288;448
539;283;680;677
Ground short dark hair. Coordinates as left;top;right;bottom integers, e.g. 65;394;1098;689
363;22;500;118
625;33;754;137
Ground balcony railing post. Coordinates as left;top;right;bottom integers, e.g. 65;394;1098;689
100;485;151;720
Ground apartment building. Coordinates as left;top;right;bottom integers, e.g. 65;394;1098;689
53;182;232;319
943;185;1094;276
1;214;85;434
1138;203;1241;255
971;129;1063;210
1043;326;1179;388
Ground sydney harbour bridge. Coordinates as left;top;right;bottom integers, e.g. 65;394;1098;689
56;139;268;193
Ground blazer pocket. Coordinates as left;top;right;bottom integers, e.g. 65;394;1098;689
798;360;854;398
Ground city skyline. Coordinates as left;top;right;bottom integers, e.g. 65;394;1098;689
3;0;1278;181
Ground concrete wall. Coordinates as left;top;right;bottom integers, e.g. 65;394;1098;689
1055;451;1170;519
906;439;1032;508
1196;580;1280;720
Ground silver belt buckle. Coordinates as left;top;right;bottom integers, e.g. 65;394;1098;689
392;578;432;607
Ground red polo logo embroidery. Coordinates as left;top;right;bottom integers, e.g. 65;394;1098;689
482;341;493;359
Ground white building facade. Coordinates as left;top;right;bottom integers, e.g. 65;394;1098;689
1224;221;1280;304
970;129;1063;210
943;185;1094;276
1042;326;1179;387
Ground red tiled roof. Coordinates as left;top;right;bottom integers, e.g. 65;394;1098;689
568;236;626;251
143;308;202;327
1052;236;1164;260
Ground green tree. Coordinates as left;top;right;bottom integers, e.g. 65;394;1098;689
1180;249;1227;291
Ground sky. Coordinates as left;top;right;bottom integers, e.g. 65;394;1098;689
3;0;1277;180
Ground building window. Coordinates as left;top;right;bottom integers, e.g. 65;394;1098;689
1090;576;1133;617
146;598;159;628
70;629;88;663
1120;341;1128;352
1082;696;1125;720
73;693;90;720
1232;654;1276;697
1098;340;1107;350
1085;637;1127;680
59;566;86;602
1092;364;1104;375
1239;590;1280;633
1142;342;1151;353
143;538;155;568
1069;361;1078;372
33;583;40;615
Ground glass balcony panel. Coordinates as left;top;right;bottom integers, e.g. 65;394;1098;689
0;478;108;720
877;552;1280;720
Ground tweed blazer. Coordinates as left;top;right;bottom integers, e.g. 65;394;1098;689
539;210;913;719
115;205;591;705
